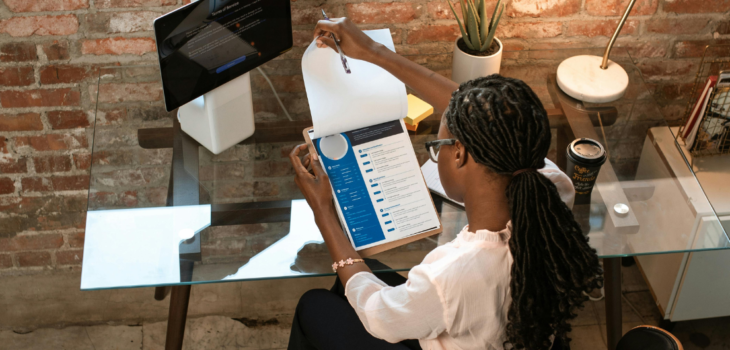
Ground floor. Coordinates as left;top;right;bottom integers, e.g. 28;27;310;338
2;263;730;350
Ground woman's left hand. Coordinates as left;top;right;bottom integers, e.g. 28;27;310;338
289;144;336;220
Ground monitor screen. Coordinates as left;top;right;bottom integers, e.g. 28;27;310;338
154;0;293;111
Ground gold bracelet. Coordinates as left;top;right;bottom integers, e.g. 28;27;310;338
332;258;365;272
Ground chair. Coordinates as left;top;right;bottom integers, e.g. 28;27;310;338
616;325;683;350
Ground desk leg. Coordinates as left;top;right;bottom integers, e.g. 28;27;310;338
155;287;168;301
165;285;191;350
604;258;622;350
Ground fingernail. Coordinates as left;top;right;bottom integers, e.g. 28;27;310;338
312;153;319;161
316;40;322;46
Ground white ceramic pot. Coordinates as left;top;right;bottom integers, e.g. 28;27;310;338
451;37;503;85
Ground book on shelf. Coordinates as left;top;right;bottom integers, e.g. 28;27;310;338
683;76;717;142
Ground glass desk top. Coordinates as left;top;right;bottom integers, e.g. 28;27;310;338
81;47;730;290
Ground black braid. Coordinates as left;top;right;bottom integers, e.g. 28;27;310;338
445;75;603;350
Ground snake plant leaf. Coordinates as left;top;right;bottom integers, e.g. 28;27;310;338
459;0;469;30
467;0;480;28
480;1;503;51
479;0;487;45
487;0;501;33
466;4;481;49
448;0;474;50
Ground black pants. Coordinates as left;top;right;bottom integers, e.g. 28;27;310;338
288;268;422;350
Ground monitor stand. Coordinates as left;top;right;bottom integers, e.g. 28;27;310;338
177;72;255;155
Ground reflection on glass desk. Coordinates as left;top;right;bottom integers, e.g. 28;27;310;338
82;48;729;291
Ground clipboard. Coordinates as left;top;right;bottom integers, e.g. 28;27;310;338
302;126;442;257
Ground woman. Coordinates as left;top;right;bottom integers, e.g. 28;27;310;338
287;18;603;350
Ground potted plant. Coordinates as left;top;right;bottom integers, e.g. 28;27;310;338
448;0;505;84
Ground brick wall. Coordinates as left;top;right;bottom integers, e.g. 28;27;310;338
0;0;728;275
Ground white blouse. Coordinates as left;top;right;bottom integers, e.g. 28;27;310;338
344;159;574;350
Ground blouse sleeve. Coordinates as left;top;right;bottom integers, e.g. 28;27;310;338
539;158;575;208
344;266;448;343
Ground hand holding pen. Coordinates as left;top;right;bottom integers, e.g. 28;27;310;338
319;10;351;74
314;17;383;71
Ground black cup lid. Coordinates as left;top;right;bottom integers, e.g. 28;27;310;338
569;138;605;161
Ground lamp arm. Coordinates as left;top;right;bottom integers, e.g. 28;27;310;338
600;0;637;70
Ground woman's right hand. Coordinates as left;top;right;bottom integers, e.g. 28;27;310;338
313;17;383;62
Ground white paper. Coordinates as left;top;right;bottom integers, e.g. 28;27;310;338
81;205;211;290
421;159;464;207
302;29;408;138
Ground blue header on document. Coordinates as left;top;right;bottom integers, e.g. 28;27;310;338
315;120;440;250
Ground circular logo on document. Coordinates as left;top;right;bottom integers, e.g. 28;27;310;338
380;209;383;212
369;179;373;183
328;166;331;170
352;228;356;232
359;150;362;153
337;190;340;193
344;207;347;210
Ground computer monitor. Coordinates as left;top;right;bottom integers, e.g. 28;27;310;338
154;0;293;154
154;0;293;111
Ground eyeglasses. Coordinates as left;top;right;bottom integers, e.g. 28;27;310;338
424;139;456;163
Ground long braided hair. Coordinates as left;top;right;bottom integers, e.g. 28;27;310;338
445;75;603;349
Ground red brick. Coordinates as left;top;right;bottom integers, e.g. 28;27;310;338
21;177;52;192
0;196;55;214
33;155;73;173
292;30;312;47
647;18;710;34
82;37;155;56
95;0;176;8
0;113;43;131
89;190;138;208
68;232;84;248
17;251;51;267
0;217;28;236
4;0;88;12
497;22;562;39
508;0;580;17
41;40;70;61
427;0;466;19
36;212;85;231
0;88;80;108
0;158;27;174
638;60;696;80
0;15;79;37
52;175;90;191
0;254;11;268
566;20;638;38
347;3;416;24
40;65;97;84
15;133;88;151
585;0;657;16
615;39;668;58
0;42;37;62
251;74;305;93
47;110;90;129
407;25;460;44
86;11;160;33
144;187;167;206
253;181;279;196
0;66;34;86
673;39;730;58
56;250;83;265
73;153;91;170
0;177;15;194
717;20;730;35
664;0;730;13
95;108;127;125
0;234;64;251
291;6;331;26
95;82;163;103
